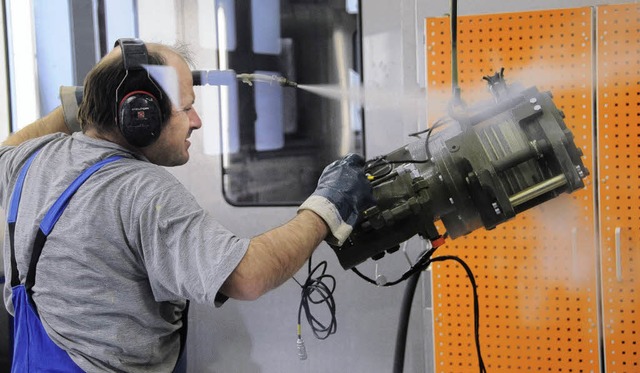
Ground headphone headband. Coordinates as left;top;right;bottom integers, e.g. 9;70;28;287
114;38;148;71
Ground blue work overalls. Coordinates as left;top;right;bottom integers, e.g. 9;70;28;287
7;150;188;372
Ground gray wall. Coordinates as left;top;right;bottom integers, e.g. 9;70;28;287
176;1;623;372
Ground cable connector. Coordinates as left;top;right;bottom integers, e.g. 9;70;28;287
296;323;308;360
296;336;308;360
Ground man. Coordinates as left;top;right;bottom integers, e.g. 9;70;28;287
1;39;373;372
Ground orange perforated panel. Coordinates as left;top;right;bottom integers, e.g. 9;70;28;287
597;4;640;372
426;8;599;372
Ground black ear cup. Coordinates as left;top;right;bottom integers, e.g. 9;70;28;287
118;90;162;147
114;38;165;147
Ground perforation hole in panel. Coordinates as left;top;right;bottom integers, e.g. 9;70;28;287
597;4;640;371
426;8;598;372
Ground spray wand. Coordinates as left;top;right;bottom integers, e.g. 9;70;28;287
191;70;298;88
236;73;298;88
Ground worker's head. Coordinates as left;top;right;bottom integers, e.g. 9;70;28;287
78;38;202;166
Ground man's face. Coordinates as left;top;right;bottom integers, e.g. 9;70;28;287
141;52;202;166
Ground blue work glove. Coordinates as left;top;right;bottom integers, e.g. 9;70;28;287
298;153;375;246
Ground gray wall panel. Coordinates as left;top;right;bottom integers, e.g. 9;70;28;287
175;0;623;372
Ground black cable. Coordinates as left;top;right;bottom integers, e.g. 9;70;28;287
392;270;421;373
366;117;451;178
424;118;446;161
350;233;448;287
351;245;436;287
352;235;486;373
428;255;487;373
364;156;394;179
295;257;337;341
386;254;486;373
451;0;459;98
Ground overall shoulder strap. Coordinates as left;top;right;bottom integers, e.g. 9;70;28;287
8;150;42;287
24;155;123;294
7;152;123;291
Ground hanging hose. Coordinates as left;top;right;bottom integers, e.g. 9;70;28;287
450;0;462;105
392;271;422;373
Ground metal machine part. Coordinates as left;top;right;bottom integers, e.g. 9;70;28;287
331;71;589;270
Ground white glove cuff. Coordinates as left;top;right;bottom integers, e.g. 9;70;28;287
298;195;353;246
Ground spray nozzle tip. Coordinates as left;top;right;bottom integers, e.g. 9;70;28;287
278;77;298;88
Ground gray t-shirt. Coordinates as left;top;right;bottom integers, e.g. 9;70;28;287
1;132;249;372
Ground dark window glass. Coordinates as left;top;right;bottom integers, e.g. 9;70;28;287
216;0;363;206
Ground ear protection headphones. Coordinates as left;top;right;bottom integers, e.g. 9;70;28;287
114;38;164;147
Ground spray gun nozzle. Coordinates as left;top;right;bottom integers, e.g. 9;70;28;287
279;77;298;88
236;73;298;88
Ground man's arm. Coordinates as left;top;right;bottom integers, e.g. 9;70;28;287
2;106;69;146
220;210;328;300
220;153;374;301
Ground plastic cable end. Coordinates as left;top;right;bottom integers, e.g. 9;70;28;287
297;337;308;360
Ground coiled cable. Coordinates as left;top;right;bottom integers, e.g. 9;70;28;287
293;256;338;359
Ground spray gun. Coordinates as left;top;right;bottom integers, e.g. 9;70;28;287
191;70;298;88
235;73;298;88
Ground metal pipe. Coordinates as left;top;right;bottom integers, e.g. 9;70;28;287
491;145;538;172
508;174;567;207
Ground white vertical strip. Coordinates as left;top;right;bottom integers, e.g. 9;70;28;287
0;3;11;140
104;0;137;47
33;0;74;115
197;0;217;49
217;0;236;57
7;0;39;130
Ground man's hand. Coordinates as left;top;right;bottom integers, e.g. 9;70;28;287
298;153;375;246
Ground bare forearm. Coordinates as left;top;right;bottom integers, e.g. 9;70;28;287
2;107;69;146
222;210;329;300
